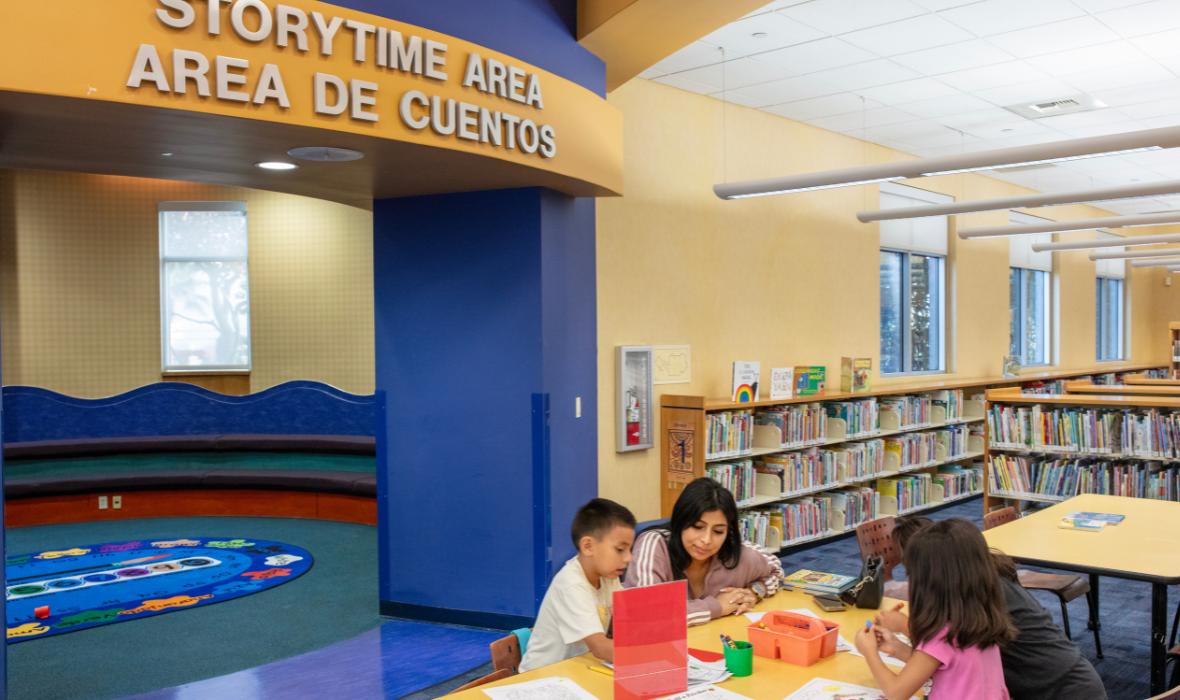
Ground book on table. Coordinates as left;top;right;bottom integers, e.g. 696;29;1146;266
782;569;856;594
1059;517;1107;532
1065;511;1125;525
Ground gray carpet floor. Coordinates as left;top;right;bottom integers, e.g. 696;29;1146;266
5;517;381;700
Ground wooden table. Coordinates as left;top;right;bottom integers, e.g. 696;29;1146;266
983;493;1180;695
448;591;902;700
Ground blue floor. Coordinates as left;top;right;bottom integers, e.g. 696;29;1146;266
787;499;1156;700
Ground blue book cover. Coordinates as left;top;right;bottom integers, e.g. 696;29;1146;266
1065;511;1125;525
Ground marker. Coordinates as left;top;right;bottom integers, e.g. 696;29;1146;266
587;665;613;677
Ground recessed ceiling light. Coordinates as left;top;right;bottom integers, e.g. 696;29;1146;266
255;162;299;170
752;32;768;38
161;152;173;156
287;147;364;162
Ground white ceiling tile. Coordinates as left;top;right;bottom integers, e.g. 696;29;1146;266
839;15;975;57
804;116;859;133
1063;61;1176;93
939;0;1086;37
732;76;843;104
1023;41;1151;77
935;62;1051;92
866;119;956;140
1130;29;1180;59
758;103;819;121
891;40;1016;76
859;78;962;104
1138;114;1180;128
751;38;879;74
899;93;1000;118
826;106;924;129
809;60;924;91
1120;96;1180;119
712;92;771;108
672;58;795;91
1157;55;1180;74
923;140;1006;156
741;0;815;18
1034;108;1134;129
985;17;1123;58
637;68;665;80
1058;122;1150;138
701;13;827;55
779;0;927;35
974;78;1079;106
786;93;886;118
904;130;985;149
650;74;717;96
649;42;740;74
958;117;1055;140
1121;149;1180;166
910;0;981;8
992;132;1074;146
1072;0;1157;9
1091;79;1180;108
1097;0;1180;38
928;106;1024;129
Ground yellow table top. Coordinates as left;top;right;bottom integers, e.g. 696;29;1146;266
983;494;1180;583
449;590;903;700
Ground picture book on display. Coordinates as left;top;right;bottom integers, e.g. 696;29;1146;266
794;366;826;397
1066;511;1125;525
732;362;760;403
782;569;856;594
770;367;794;401
840;357;872;393
1059;517;1106;532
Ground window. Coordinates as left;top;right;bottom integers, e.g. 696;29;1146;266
159;202;251;371
1008;212;1053;367
879;183;950;375
1095;231;1126;362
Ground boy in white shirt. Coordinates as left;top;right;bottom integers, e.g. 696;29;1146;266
519;498;636;672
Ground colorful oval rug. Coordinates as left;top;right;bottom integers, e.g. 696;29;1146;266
5;537;313;642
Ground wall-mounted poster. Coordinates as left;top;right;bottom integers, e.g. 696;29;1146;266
616;346;654;452
653;345;691;384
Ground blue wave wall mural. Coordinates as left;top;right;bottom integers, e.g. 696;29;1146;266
2;381;375;443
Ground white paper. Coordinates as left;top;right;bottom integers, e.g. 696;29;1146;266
481;677;600;700
687;655;731;687
782;677;920;700
658;686;755;700
847;648;906;668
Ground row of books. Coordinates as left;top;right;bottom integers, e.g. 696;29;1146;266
826;398;880;438
705;460;755;506
1122;409;1180;459
990;455;1180;501
706;410;755;459
884;432;937;470
759;448;840;494
936;465;985;500
882;395;933;429
988;404;1122;453
929;389;965;422
877;474;933;513
737;494;839;550
754;403;828;448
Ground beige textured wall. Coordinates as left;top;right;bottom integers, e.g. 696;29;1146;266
0;169;374;398
599;78;1173;521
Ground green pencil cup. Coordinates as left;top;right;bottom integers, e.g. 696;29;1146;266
724;641;754;677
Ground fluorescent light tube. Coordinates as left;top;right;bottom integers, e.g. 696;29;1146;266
1090;247;1180;261
1032;231;1180;253
919;147;1160;177
727;177;904;198
1130;258;1180;267
960;211;1180;239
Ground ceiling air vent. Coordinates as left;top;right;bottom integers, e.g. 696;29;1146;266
1004;94;1108;120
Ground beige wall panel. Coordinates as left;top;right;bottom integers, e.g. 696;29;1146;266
0;169;374;398
600;79;1175;520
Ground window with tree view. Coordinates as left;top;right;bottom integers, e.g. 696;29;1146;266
160;203;250;371
1009;268;1049;366
1096;276;1124;362
880;250;945;374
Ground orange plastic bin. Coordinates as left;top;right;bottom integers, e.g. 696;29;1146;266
747;611;840;667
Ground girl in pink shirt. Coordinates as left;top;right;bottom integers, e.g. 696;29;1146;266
853;519;1016;700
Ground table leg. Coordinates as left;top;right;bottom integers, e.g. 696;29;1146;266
1087;573;1100;631
1152;582;1168;696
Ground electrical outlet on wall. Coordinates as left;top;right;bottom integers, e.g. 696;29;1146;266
98;496;108;510
112;495;122;509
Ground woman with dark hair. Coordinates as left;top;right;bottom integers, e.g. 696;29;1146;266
881;515;1106;700
623;477;784;626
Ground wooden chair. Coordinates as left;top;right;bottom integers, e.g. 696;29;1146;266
984;507;1103;658
446;633;525;695
855;517;907;601
1145;680;1180;700
1167;643;1180;690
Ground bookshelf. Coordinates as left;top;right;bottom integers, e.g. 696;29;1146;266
983;387;1180;514
1172;322;1180;380
660;364;1165;555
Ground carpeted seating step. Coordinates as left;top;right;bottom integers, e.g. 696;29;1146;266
4;469;376;499
3;434;376;460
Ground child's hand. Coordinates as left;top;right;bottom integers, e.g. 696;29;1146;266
875;603;909;635
874;627;914;663
854;624;878;657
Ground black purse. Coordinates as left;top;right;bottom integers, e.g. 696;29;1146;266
840;555;885;609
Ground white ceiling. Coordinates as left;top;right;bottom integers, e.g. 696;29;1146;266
641;0;1180;214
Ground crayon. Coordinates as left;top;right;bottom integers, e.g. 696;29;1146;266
587;665;613;677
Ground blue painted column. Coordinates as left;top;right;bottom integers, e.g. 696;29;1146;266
374;188;597;628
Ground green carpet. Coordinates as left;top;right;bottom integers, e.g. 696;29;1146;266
6;517;381;700
5;452;376;479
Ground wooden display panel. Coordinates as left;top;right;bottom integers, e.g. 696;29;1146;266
660;395;705;519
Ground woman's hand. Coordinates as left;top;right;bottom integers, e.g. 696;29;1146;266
854;624;879;657
875;603;910;636
717;588;755;616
